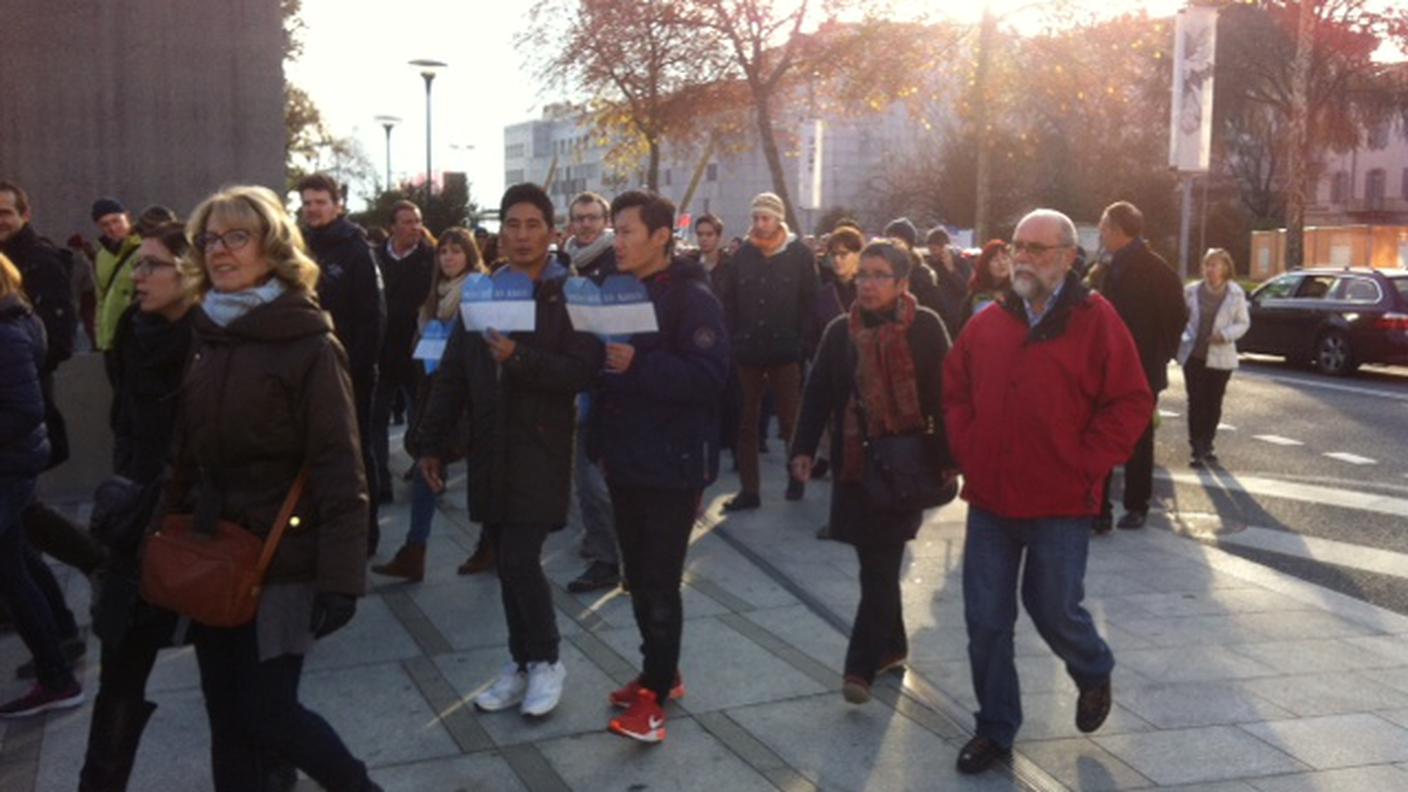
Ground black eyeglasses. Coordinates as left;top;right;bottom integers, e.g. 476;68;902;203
195;229;254;253
1009;241;1071;256
132;257;178;275
571;214;604;223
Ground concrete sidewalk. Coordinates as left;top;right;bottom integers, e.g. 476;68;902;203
3;453;1408;791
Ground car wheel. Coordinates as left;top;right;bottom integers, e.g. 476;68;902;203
1313;330;1358;376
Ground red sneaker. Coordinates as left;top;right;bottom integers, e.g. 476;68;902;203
0;681;84;719
610;688;667;743
608;673;685;708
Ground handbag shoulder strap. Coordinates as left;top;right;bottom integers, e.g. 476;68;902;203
846;339;873;447
253;469;310;579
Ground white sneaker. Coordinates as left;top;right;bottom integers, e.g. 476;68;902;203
474;662;527;712
520;660;567;716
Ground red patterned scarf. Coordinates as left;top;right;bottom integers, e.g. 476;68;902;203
841;292;924;483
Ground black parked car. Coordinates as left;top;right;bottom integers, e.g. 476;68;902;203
1241;267;1408;376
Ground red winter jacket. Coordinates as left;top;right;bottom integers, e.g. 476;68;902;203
943;276;1153;519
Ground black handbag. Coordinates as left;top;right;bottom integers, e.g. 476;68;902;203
849;373;957;512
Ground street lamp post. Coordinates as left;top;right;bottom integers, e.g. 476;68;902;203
373;115;401;189
408;59;448;206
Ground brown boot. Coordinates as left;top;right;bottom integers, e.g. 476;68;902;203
371;543;426;582
457;542;495;575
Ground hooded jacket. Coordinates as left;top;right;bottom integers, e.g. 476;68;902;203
0;294;50;476
163;289;369;596
304;217;386;407
589;258;731;490
414;263;603;527
943;273;1153;519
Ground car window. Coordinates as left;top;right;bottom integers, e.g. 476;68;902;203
1332;276;1381;304
1391;277;1408;306
1257;274;1302;300
1293;275;1336;299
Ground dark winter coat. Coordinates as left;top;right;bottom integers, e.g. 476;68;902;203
1;223;75;373
807;276;856;359
111;305;195;485
792;305;953;546
303;218;387;409
0;294;51;477
928;261;968;340
375;239;435;388
588;259;730;491
719;237;818;366
163;289;369;596
686;249;731;297
943;273;1154;519
415;266;603;527
1098;238;1188;393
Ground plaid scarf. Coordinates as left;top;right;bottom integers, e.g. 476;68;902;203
841;292;924;483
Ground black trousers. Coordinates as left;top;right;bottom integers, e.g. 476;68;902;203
1103;411;1155;517
370;370;415;495
609;485;699;702
1183;358;1232;455
489;522;560;666
79;616;167;791
193;624;370;792
845;542;908;683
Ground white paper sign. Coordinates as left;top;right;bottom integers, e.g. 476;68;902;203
412;319;452;373
459;270;537;332
563;275;659;337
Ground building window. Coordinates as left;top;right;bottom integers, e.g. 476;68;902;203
505;143;525;160
706;163;718;182
1368;123;1390;150
1330;171;1349;204
1366;168;1386;203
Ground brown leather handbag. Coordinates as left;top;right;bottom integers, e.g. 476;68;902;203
140;471;308;628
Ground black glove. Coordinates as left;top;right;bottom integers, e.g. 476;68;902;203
309;592;357;639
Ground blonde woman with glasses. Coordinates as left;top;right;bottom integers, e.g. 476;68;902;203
1176;248;1250;468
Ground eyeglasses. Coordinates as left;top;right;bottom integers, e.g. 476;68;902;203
570;213;604;223
1009;241;1071;256
195;229;254;253
856;272;898;284
133;257;178;275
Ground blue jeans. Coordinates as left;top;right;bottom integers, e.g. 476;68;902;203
407;464;438;546
0;476;77;691
963;507;1114;748
574;433;617;565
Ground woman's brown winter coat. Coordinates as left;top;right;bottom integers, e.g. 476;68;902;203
162;289;369;596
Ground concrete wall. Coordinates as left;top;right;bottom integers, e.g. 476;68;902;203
0;0;285;242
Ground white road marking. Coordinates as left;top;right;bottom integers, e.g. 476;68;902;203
1204;524;1408;580
1158;409;1180;418
1259;373;1408;402
1323;452;1377;466
1157;469;1408;520
1217;423;1237;431
1254;434;1304;447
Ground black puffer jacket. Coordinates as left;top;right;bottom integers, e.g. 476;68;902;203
163;289;368;596
415;266;603;527
375;239;434;387
1;224;74;373
720;237;818;366
0;294;50;476
304;218;386;405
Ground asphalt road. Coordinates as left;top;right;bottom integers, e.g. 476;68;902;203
1134;356;1408;615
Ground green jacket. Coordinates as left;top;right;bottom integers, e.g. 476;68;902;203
96;235;141;350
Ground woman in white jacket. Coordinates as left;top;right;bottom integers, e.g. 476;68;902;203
1177;248;1251;467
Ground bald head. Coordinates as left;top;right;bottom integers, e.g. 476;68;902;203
1011;209;1077;306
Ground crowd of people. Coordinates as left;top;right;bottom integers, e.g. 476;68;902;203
0;170;1257;786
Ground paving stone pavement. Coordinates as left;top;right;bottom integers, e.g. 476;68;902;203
3;448;1408;791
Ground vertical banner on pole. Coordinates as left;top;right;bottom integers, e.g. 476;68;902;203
1169;7;1218;173
799;120;824;211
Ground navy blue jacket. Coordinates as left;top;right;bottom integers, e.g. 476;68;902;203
590;259;731;490
0;295;51;476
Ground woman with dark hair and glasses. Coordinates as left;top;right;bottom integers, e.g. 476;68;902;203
790;239;955;705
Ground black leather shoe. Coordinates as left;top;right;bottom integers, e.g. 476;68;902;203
723;492;761;512
785;477;805;501
1203;450;1219;465
1189;455;1205;469
567;561;620;593
1091;515;1113;535
956;736;1010;774
1076;678;1112;733
1116;511;1146;530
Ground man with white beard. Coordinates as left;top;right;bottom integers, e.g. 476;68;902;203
942;209;1153;775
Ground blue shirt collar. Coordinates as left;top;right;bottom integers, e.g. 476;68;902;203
1023;279;1065;328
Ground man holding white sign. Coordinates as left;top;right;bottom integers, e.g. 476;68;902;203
414;184;603;719
588;190;730;743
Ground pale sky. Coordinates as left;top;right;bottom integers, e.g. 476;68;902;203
288;0;1396;212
